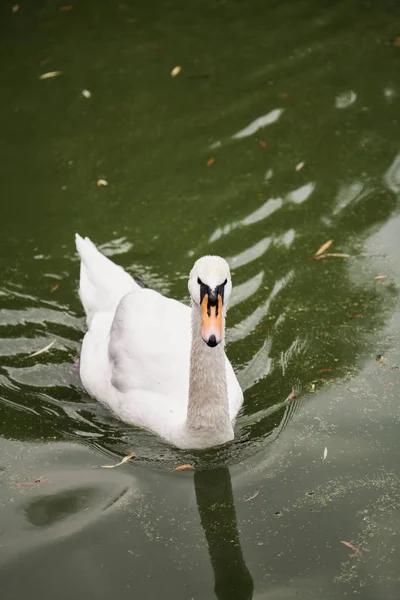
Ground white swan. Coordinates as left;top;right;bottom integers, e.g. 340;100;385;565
75;234;243;449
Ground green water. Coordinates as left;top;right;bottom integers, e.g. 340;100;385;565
1;0;400;597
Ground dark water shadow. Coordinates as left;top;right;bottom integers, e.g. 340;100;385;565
195;466;253;600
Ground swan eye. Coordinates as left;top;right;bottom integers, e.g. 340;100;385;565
197;277;203;286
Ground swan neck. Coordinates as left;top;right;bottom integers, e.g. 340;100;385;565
186;304;231;437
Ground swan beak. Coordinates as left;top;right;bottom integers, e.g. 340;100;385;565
201;293;223;347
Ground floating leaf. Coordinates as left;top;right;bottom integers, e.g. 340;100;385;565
340;540;362;557
97;179;108;187
50;282;60;293
314;239;333;256
12;4;19;13
313;252;350;260
296;161;305;171
244;489;260;502
171;66;181;77
258;140;267;148
101;452;135;469
172;464;195;472
394;37;400;47
207;157;215;167
27;340;55;358
82;89;91;98
374;275;386;280
323;447;328;460
318;367;333;373
60;5;73;11
39;71;62;80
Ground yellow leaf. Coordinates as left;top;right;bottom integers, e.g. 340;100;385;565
171;66;181;78
27;339;56;358
314;252;350;260
314;239;333;256
101;452;135;469
172;464;195;472
39;71;62;80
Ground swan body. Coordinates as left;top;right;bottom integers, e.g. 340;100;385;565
75;234;243;449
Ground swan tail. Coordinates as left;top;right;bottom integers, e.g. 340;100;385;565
75;233;139;326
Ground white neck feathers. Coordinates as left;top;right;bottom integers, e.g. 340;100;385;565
185;304;233;445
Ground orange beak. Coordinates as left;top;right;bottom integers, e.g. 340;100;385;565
201;293;223;347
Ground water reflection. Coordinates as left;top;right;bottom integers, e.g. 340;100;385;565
195;467;253;600
384;152;400;194
231;109;284;140
335;90;357;109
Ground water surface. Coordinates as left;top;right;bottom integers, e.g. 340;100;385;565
1;1;400;598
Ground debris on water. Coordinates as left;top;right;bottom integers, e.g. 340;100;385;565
387;382;393;390
340;540;363;557
50;282;60;293
250;393;257;398
318;367;333;373
394;37;400;47
172;464;195;472
27;340;55;358
290;392;296;403
207;157;215;167
39;71;62;80
82;89;91;98
314;239;333;257
258;140;267;148
12;4;19;12
323;447;328;460
313;252;351;260
374;275;386;280
296;161;305;171
311;383;316;391
350;312;363;319
97;179;108;187
14;478;49;487
59;5;73;10
101;452;135;469
244;489;260;502
171;66;181;78
376;354;385;364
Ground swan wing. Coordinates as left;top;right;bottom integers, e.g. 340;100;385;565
109;288;191;403
75;233;140;327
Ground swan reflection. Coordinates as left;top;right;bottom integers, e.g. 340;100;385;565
194;467;253;600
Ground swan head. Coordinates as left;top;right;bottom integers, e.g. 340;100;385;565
188;255;232;348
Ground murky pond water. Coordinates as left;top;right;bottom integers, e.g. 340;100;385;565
1;0;400;598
